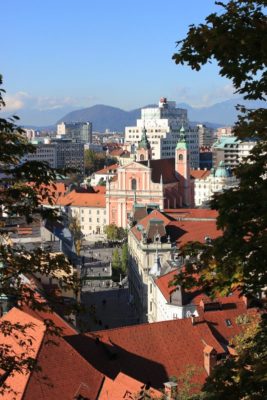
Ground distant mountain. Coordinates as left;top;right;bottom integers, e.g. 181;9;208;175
57;104;142;132
176;98;265;126
15;97;265;131
57;98;265;132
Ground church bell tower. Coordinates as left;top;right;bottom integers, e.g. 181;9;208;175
175;126;191;206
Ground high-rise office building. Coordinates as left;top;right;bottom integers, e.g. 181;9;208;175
57;122;92;144
125;98;199;168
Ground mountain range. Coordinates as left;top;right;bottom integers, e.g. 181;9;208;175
17;98;265;131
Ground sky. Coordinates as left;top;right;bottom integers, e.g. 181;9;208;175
0;0;236;125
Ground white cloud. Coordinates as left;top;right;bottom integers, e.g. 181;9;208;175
172;84;237;107
2;92;99;112
3;92;30;111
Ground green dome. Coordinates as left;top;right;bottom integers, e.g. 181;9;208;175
215;161;231;178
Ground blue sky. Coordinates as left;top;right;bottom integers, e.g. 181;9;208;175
1;0;236;124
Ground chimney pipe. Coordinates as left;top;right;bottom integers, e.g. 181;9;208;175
203;345;217;376
164;381;178;399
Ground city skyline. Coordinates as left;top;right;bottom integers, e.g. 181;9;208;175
1;0;238;125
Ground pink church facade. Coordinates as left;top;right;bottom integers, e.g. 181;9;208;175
106;127;194;228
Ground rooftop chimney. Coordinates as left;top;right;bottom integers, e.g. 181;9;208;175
164;381;178;399
203;345;217;376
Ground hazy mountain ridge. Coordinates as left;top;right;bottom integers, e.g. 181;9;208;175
57;98;265;132
19;98;265;131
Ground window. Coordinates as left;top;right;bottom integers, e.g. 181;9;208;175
89;218;92;222
131;178;137;190
97;218;99;223
97;210;99;215
179;154;183;161
150;284;152;294
225;319;232;327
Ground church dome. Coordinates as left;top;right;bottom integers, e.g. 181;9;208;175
214;161;231;178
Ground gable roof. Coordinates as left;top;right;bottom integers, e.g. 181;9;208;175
23;333;104;400
95;163;118;175
58;190;106;208
0;307;45;400
131;209;221;246
139;158;178;184
99;372;162;400
190;170;211;180
66;318;224;390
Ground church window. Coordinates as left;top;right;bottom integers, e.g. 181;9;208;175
131;178;137;190
140;154;145;161
179;154;183;161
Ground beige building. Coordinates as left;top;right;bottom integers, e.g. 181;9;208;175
59;190;107;237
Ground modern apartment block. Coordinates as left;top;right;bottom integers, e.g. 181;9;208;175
212;136;256;169
197;124;215;147
125;98;199;168
57;121;92;143
25;138;85;174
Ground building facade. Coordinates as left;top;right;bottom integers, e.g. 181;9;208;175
194;161;238;207
125;98;199;168
57;122;92;143
212;136;256;169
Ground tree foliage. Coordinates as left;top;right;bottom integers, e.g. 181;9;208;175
172;0;267;298
0;74;76;394
84;149;116;175
121;243;128;273
173;0;267;100
200;314;267;400
104;224;127;241
69;214;83;256
172;1;267;398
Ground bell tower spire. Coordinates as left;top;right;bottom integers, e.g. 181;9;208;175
136;127;152;162
175;125;191;206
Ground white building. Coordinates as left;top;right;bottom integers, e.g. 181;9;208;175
90;164;118;186
194;162;238;207
59;190;107;237
212;136;256;169
148;267;198;323
125;98;199;168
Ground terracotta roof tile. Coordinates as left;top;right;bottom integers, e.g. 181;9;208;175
58;191;106;208
23;333;104;400
131;210;221;246
190;170;211;180
99;372;162;400
66;318;224;390
0;308;45;400
95;163;118;174
139;159;178;184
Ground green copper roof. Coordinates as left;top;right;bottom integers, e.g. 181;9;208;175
176;125;188;150
215;161;231;178
138;127;151;150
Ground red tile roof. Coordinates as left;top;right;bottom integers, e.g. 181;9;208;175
58;190;106;208
131;209;221;246
164;208;218;220
167;220;221;247
139;159;178;184
95;163;118;174
190;170;211;180
155;269;178;301
66;318;224;390
23;333;104;400
0;307;45;400
99;372;162;400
